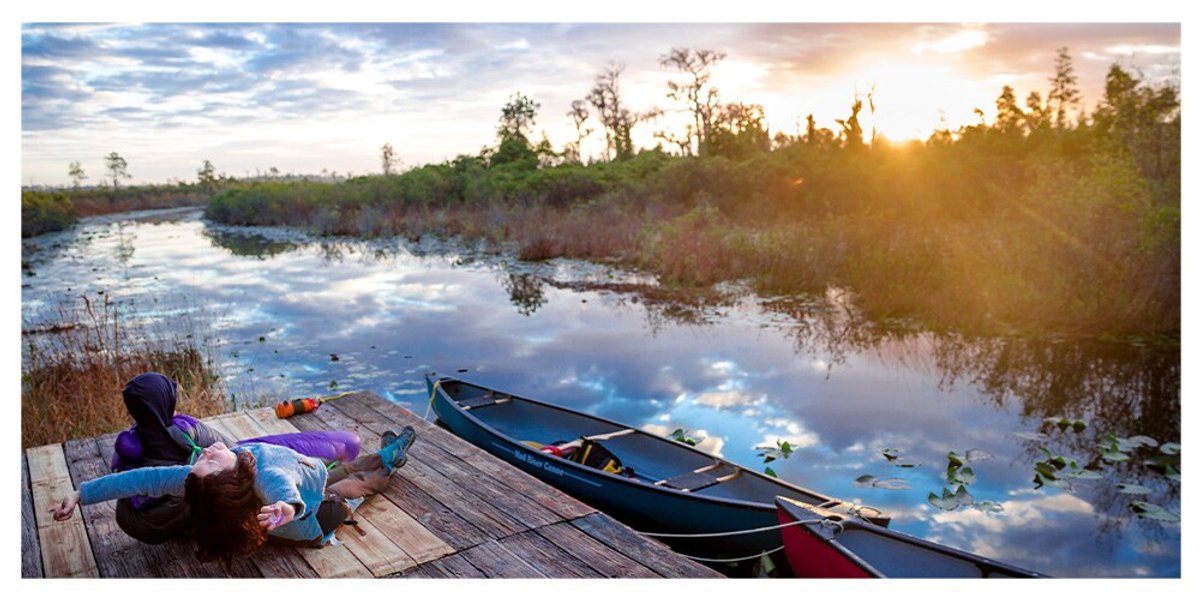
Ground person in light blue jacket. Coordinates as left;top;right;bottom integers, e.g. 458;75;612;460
51;426;416;565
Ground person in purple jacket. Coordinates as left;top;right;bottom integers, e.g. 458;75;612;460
52;426;416;565
108;373;365;546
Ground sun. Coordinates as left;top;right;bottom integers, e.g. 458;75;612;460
854;61;997;142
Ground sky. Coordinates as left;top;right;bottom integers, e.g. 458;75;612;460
17;16;1182;187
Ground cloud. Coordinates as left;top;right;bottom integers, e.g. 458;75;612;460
20;23;1182;186
639;423;725;457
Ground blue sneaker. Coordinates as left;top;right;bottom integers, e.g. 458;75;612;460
378;426;416;472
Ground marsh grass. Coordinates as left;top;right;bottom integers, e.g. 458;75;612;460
21;295;228;448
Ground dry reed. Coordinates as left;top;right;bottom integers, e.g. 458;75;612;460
21;294;228;448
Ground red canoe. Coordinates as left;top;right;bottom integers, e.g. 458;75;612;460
775;496;1046;578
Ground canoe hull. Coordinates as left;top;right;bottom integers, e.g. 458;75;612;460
427;374;835;562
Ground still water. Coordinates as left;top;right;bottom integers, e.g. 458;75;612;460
21;208;1180;577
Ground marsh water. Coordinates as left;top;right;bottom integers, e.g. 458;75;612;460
21;208;1180;577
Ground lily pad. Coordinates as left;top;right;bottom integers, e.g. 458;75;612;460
946;452;964;469
1034;472;1069;490
928;489;960;511
873;478;912;490
1015;432;1051;442
1129;501;1180;522
1116;483;1153;495
949;466;976;486
1102;450;1131;462
954;485;974;506
1164;465;1181;482
974;501;1005;514
1065;468;1103;480
1127;435;1158;448
855;474;877;487
965;449;994;462
1160;442;1180;456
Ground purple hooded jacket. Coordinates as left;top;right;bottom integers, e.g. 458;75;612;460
112;373;361;509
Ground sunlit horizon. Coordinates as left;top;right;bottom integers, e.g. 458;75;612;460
20;22;1180;187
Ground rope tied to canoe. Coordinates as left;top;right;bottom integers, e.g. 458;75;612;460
634;516;843;540
423;379;443;420
635;518;843;564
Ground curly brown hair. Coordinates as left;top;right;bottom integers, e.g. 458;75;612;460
183;449;266;565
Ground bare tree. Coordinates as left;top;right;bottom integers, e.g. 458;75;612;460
104;152;131;190
381;143;397;175
1048;47;1081;129
197;159;216;191
660;48;726;156
565;99;594;163
586;63;637;161
68;161;87;189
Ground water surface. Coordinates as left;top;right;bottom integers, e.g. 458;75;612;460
20;208;1180;577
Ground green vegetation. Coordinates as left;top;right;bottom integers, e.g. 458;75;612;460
21;190;76;237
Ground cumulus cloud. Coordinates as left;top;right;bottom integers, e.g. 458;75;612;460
640;423;725;457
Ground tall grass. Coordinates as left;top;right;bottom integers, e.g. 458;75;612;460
21;295;228;448
21;190;76;237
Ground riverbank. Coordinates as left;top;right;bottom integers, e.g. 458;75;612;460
202;136;1179;340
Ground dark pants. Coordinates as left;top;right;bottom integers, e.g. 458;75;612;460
115;496;191;545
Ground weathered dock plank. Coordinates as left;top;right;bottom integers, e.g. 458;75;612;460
247;406;298;435
397;552;487;579
296;542;373;578
217;411;273;441
62;437;154;578
333;502;418;576
572;512;721;578
533;520;660;578
21;454;44;578
354;494;455;564
498;529;605;578
457;539;546;578
355;392;597;521
27;443;98;578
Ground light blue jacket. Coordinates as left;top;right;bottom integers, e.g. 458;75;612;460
79;442;329;543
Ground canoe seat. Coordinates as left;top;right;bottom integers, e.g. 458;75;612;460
458;393;512;410
655;463;740;492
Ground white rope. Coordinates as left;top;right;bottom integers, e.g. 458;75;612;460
635;517;838;539
673;544;787;564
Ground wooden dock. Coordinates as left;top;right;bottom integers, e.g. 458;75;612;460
21;392;722;579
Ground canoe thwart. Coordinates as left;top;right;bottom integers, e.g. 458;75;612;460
584;429;635;442
654;463;740;492
459;393;513;410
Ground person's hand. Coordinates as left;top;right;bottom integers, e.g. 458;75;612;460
50;490;81;521
257;501;296;531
